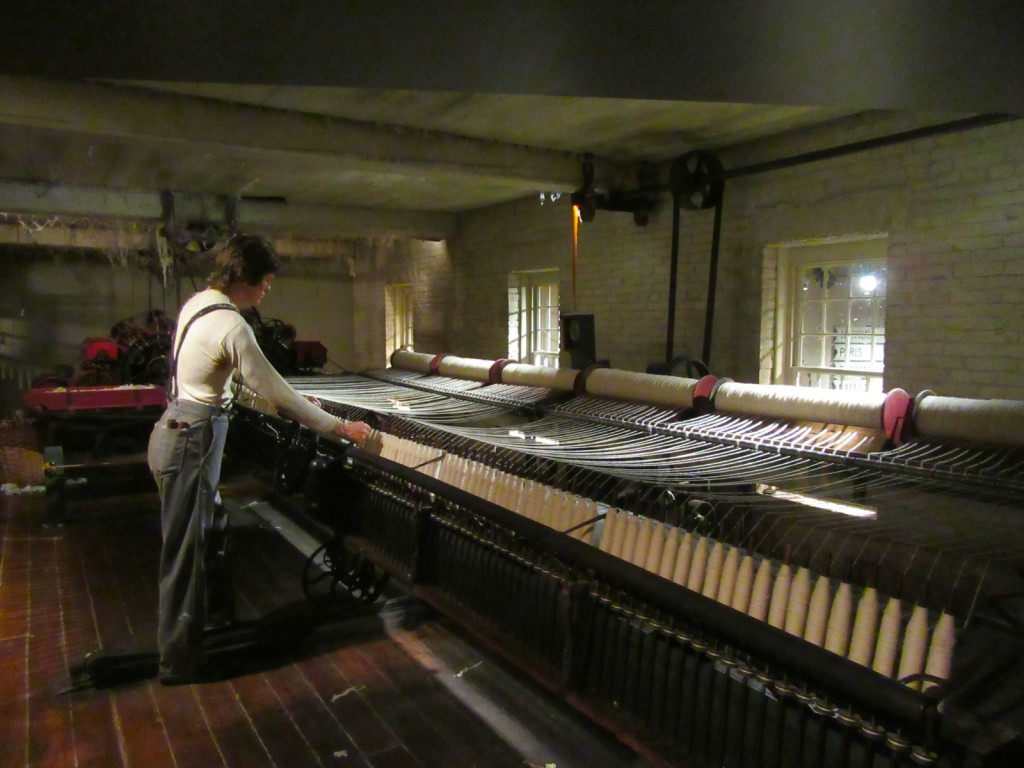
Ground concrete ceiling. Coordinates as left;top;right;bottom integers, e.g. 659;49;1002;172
0;3;1021;243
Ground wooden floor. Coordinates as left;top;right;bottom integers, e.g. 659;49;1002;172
0;469;650;768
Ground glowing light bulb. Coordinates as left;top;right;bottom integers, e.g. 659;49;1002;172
859;274;878;292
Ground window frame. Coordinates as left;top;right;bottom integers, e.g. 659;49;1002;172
385;282;414;366
508;269;560;367
772;237;888;392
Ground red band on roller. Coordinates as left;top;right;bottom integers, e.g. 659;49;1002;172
692;375;719;416
489;359;512;384
693;375;718;401
882;388;912;445
429;354;448;376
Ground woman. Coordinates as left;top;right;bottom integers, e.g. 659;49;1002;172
148;233;371;684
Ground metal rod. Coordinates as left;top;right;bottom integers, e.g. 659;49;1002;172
724;114;1018;180
701;195;724;367
665;196;681;363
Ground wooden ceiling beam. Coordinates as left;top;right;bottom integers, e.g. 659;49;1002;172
0;179;457;242
0;76;592;192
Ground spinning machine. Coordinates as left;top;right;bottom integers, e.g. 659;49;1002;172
228;350;1024;768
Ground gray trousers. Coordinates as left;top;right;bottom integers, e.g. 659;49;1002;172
147;399;231;677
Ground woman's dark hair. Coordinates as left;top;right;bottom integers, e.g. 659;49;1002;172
207;234;281;290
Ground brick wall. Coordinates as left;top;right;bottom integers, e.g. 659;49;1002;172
443;116;1024;400
350;238;455;370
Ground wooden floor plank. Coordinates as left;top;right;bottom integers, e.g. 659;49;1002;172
0;633;30;768
77;526;136;653
153;682;229;766
0;483;651;768
63;692;126;768
297;640;403;760
27;537;79;768
361;745;422;768
237;671;324;767
110;683;179;768
357;627;530;768
342;634;475;768
193;681;278;768
257;661;375;768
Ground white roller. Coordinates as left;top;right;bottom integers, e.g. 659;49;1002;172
783;566;811;637
605;510;626;557
585;368;697;410
730;554;755;614
914;394;1024;447
803;574;832;647
643;522;666;574
598;509;618;552
923;612;956;690
872;596;903;678
437;355;494;382
748;558;773;622
714;382;886;430
620;514;640;563
508;477;526;515
523;481;547;523
848;587;880;667
701;541;725;599
671;532;694;586
378;432;398;462
390;349;436;373
716;546;740;606
464;461;481;496
501;362;580;392
825;582;853;657
658;529;681;581
632;517;655;567
551;491;571;531
686;535;709;592
897;604;930;690
570;499;597;543
767;563;792;629
492;469;511;506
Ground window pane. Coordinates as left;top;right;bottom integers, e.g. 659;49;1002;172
873;338;886;365
845;335;872;366
825;300;848;334
826;266;850;298
849;299;874;333
800;267;826;300
851;263;884;297
874;297;886;334
799;335;824;367
829;334;848;365
801;300;824;334
510;269;559;367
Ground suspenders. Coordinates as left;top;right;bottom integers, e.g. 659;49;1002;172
167;303;238;400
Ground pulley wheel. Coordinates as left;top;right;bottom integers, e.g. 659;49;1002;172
302;541;389;609
669;150;725;210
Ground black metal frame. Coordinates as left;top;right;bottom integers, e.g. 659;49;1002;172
228;405;983;767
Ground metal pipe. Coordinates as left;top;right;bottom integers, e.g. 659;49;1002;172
724;113;1018;180
665;197;681;362
701;196;724;367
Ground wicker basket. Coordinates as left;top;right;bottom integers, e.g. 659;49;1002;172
0;446;45;486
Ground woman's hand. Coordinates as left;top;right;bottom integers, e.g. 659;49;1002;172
332;419;372;444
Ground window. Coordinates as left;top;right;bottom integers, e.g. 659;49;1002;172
775;238;887;393
385;283;414;365
508;269;560;367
